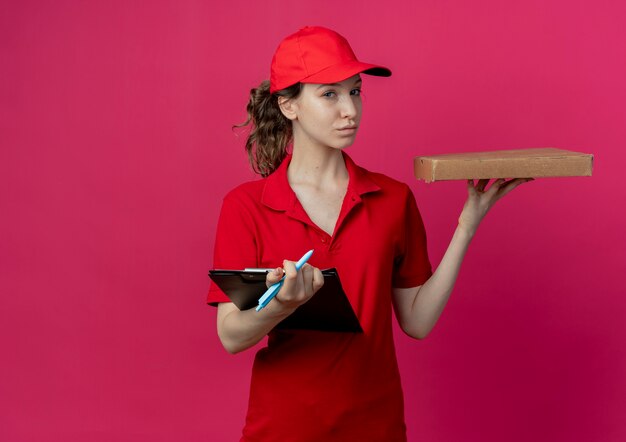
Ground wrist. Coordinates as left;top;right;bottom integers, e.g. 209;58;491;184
263;298;297;319
456;222;477;241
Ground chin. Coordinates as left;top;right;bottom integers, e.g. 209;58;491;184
333;138;357;150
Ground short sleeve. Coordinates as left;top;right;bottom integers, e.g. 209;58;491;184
392;185;432;288
207;192;259;306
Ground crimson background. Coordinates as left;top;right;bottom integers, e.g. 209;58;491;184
2;1;625;441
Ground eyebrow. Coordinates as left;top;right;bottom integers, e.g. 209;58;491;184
316;79;363;89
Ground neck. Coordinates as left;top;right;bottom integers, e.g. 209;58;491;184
288;145;348;188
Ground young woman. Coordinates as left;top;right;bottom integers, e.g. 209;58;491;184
208;26;530;442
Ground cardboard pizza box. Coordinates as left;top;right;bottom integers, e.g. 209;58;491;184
414;148;594;182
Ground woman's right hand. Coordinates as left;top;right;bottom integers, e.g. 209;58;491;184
265;261;324;311
217;261;324;354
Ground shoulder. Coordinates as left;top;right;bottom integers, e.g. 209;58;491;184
216;178;269;223
222;177;265;204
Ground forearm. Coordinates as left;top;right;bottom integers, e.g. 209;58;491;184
397;178;530;339
217;301;295;354
217;263;324;354
404;225;475;338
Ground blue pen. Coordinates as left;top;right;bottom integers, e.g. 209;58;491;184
256;249;314;311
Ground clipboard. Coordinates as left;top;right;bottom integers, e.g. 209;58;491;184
208;268;362;333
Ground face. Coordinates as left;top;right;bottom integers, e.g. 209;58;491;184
280;75;363;151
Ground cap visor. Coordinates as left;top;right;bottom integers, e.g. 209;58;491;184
301;61;391;85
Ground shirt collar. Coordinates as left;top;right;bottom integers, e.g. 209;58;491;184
261;151;381;211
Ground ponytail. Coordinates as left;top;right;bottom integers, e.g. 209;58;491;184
236;80;301;177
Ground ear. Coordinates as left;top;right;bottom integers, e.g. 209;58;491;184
278;96;298;121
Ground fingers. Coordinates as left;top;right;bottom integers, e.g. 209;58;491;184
469;178;533;195
467;178;493;196
302;264;324;295
460;177;533;233
476;179;490;192
301;264;314;294
265;267;284;288
275;260;322;308
312;267;324;292
483;179;505;198
467;179;481;196
495;177;533;199
480;178;534;207
281;259;298;289
275;259;299;305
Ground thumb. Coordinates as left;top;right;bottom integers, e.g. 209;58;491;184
266;267;284;288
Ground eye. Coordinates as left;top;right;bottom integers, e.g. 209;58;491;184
322;90;336;98
350;88;362;96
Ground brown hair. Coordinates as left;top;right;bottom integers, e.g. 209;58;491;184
235;80;301;177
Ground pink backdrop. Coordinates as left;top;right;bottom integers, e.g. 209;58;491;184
2;1;625;441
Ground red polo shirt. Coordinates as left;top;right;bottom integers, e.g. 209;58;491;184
208;152;432;442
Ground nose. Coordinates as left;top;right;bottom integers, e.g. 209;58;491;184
339;95;358;119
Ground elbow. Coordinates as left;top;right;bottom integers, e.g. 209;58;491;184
217;327;244;354
221;341;240;355
216;315;248;354
408;330;430;340
215;306;265;354
218;333;246;355
402;324;431;340
413;330;430;340
217;328;257;354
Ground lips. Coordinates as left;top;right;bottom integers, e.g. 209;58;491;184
337;127;358;137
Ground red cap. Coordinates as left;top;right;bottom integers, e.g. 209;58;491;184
269;26;392;93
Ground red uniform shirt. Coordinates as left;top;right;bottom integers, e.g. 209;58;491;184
208;152;432;442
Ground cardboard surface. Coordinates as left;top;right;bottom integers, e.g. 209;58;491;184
414;148;594;182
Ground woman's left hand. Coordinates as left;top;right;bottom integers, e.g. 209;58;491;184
458;178;533;236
